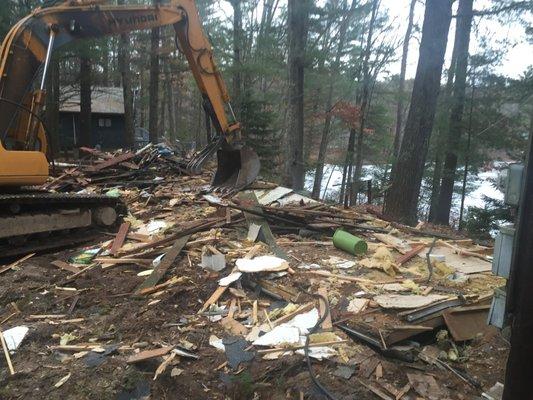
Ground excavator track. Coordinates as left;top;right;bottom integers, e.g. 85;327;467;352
0;192;126;258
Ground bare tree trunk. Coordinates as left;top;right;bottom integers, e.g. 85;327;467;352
434;0;474;225
350;0;379;206
392;0;416;157
118;5;135;149
458;76;476;229
384;0;453;225
312;0;356;200
148;0;161;144
428;23;462;222
165;61;176;142
284;0;311;190
340;128;356;204
79;56;92;148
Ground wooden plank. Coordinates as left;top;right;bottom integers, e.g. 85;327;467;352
110;222;131;256
126;346;174;364
80;146;109;159
87;151;135;172
135;235;190;294
357;378;393;400
443;305;491;341
97;258;152;265
317;287;333;331
51;260;82;274
257;279;301;303
137;276;184;296
395;244;426;265
199;286;227;314
119;219;220;257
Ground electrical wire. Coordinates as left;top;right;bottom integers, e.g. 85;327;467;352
298;286;340;400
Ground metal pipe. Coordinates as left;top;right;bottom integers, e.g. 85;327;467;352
40;28;57;90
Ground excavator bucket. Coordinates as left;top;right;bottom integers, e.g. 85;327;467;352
212;146;261;191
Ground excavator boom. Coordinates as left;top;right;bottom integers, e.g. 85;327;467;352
0;0;259;189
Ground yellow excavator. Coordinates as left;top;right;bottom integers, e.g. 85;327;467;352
0;0;260;256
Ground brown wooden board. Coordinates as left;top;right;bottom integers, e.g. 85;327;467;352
87;152;135;172
443;305;491;341
110;222;131;256
134;235;190;294
126;346;173;364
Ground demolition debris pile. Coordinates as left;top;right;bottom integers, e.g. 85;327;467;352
0;147;507;399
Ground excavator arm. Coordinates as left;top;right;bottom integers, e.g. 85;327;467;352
0;0;259;189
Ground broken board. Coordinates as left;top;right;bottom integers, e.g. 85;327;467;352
135;235;190;294
443;305;492;341
238;192;288;260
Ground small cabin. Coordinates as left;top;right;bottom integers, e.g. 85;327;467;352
59;86;126;151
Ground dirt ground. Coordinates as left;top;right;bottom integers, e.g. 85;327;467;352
0;159;509;400
0;237;509;400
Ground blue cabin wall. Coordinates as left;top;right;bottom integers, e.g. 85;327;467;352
59;112;125;150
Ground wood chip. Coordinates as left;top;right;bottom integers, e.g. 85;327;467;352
54;373;71;388
51;260;81;274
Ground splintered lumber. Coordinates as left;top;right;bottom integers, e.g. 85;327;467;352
97;258;152;266
120;219;221;257
136;276;185;296
0;330;15;375
110;222;131;256
257;279;301;303
51;260;82;274
127;346;174;364
28;314;68;320
199;244;262;313
395;244;426;265
86;151;135;172
317;287;333;331
238;191;288;260
135;235;190;294
199;286;228;314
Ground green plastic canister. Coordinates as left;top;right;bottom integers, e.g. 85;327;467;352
333;229;368;255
